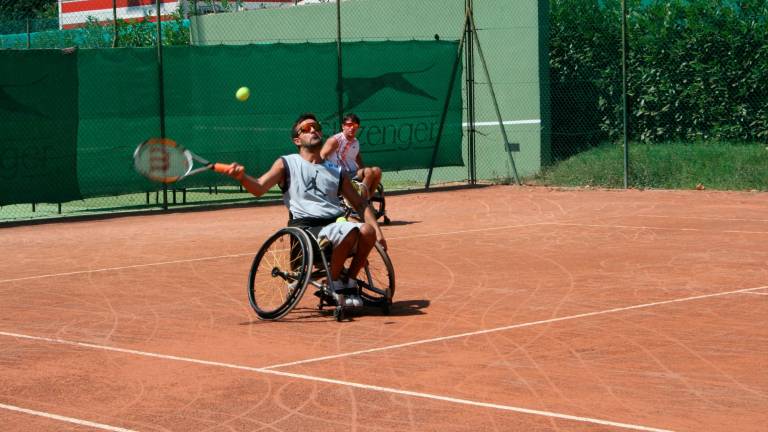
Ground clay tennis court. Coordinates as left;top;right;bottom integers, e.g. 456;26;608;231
1;186;766;431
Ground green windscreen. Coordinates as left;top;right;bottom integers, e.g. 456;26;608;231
162;41;463;189
0;50;81;205
1;40;462;205
77;48;161;197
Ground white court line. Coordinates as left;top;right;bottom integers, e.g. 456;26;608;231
0;403;136;432
261;370;672;432
742;292;768;296
552;222;768;235
1;219;763;285
462;119;541;127
638;215;768;223
0;253;256;285
3;286;765;431
0;223;547;285
262;285;767;369
0;330;670;432
386;222;548;240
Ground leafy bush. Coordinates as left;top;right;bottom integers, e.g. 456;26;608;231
0;7;190;48
80;9;190;48
549;0;623;160
549;0;768;155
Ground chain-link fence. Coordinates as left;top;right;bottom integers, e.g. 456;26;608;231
2;0;766;223
3;0;534;223
546;0;767;190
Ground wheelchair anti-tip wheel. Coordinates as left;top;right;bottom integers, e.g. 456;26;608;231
248;227;313;320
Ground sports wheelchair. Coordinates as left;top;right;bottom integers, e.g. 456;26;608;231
343;181;390;225
247;225;394;321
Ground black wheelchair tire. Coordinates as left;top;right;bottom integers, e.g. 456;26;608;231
369;184;386;222
248;227;313;320
359;242;395;309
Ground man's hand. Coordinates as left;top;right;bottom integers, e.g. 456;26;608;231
219;163;245;181
376;230;388;250
361;203;386;250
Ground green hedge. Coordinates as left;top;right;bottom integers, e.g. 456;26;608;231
549;0;768;158
0;13;189;49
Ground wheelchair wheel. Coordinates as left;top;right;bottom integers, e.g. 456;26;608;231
369;184;388;224
248;227;313;320
358;242;395;313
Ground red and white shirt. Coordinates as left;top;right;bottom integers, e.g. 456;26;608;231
328;132;360;175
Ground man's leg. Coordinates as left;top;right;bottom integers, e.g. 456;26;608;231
356;167;382;200
365;166;382;195
330;228;359;280
345;223;376;280
354;168;369;200
328;225;374;309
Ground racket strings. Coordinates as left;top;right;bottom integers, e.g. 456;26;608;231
148;145;171;177
134;141;191;183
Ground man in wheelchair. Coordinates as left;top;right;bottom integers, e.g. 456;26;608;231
218;113;387;309
321;113;382;202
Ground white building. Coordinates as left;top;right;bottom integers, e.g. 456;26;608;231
58;0;303;29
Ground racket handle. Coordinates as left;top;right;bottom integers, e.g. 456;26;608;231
212;163;229;174
213;163;245;181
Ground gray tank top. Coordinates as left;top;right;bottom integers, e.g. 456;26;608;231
280;154;345;219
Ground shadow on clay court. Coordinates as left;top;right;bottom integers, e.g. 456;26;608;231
238;299;429;325
380;220;420;227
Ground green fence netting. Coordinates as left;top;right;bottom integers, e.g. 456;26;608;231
0;40;462;206
0;49;81;205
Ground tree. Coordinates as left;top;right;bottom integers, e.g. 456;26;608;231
0;0;57;20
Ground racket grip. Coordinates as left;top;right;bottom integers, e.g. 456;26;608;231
213;163;245;181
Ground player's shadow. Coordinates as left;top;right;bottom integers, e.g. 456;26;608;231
382;220;420;227
368;299;430;317
238;299;429;325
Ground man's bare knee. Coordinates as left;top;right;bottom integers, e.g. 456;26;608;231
358;224;376;245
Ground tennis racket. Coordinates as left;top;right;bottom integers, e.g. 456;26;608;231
133;137;236;183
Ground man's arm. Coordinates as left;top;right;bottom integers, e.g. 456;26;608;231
220;158;285;197
355;153;365;169
320;136;339;160
340;174;387;249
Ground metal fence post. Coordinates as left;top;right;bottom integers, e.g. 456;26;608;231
336;0;344;128
621;0;629;189
157;0;168;209
465;0;476;185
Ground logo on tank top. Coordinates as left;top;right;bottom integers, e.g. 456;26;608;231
302;169;325;198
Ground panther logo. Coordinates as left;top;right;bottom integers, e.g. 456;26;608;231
324;64;437;121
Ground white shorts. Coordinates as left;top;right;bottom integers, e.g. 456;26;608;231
318;221;364;248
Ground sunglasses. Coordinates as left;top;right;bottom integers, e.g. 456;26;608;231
342;122;359;128
297;122;322;134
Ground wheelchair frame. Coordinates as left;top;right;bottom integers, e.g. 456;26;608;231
247;226;394;321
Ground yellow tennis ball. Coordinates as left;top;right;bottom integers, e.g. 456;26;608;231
235;86;250;102
336;216;347;223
